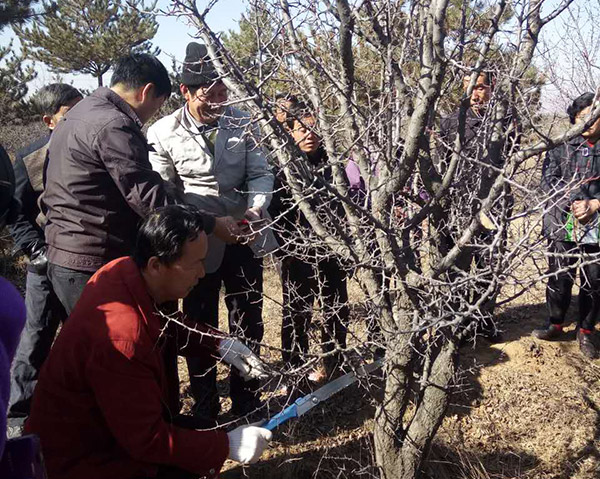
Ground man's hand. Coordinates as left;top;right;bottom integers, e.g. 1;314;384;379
227;422;272;464
218;337;269;381
245;207;263;222
240;207;265;243
572;199;600;225
213;216;243;244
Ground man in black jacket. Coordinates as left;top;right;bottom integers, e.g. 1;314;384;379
438;70;517;342
532;93;600;359
7;83;82;434
269;102;348;382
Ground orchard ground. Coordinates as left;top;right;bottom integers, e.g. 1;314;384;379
178;262;600;479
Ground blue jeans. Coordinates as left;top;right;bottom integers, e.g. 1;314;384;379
8;270;67;426
47;263;93;315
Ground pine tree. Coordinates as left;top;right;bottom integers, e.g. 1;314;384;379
0;41;36;122
0;0;40;28
16;0;159;87
0;1;39;121
221;6;282;93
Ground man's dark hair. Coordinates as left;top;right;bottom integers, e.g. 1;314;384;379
567;92;596;125
285;101;314;129
110;53;172;99
32;83;82;117
133;205;204;268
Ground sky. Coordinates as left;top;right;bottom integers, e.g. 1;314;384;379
0;0;248;91
0;0;593;111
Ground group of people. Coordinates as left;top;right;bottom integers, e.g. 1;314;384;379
0;39;598;478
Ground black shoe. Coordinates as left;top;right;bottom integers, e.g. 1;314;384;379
532;324;564;341
578;330;598;359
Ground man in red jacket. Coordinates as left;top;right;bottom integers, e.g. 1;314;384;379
25;205;272;479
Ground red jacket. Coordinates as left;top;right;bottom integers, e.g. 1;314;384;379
25;257;229;479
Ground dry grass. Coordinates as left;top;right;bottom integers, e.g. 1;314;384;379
175;259;600;479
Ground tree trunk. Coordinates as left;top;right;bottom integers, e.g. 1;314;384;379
375;338;458;479
97;74;103;87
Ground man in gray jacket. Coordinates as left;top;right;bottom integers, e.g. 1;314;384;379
147;43;273;418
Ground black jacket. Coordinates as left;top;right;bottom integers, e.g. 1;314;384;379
541;136;600;240
9;134;50;257
43;88;214;273
0;144;16;228
268;148;346;258
439;107;515;198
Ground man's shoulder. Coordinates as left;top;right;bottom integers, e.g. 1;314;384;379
147;107;186;137
150;106;186;128
79;258;145;312
439;109;460;133
16;135;50;162
72;258;155;343
548;138;580;158
67;90;141;135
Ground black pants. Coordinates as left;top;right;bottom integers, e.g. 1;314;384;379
452;230;501;334
8;270;67;425
47;263;94;315
183;244;263;417
546;240;600;331
281;256;348;373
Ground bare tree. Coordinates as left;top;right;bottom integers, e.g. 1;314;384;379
153;1;600;478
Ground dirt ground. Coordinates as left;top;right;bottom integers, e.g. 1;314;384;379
181;263;600;479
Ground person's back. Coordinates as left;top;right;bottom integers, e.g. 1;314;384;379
26;257;169;478
43;88;166;273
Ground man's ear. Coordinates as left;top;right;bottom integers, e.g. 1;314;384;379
146;256;162;275
42;115;53;129
180;84;193;102
140;82;155;103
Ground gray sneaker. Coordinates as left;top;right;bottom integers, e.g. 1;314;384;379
6;424;23;439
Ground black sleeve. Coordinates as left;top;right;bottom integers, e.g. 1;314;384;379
436;115;455;174
0;144;17;227
541;145;566;195
267;167;296;252
8;155;44;256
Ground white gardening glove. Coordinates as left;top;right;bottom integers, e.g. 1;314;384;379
227;422;272;464
218;337;269;381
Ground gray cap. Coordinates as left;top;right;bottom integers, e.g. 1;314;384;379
181;42;220;86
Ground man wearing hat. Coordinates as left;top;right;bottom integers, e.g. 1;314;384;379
147;42;273;418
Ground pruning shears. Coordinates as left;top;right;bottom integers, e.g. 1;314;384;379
262;359;383;431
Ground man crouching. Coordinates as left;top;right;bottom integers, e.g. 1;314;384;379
25;205;271;479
